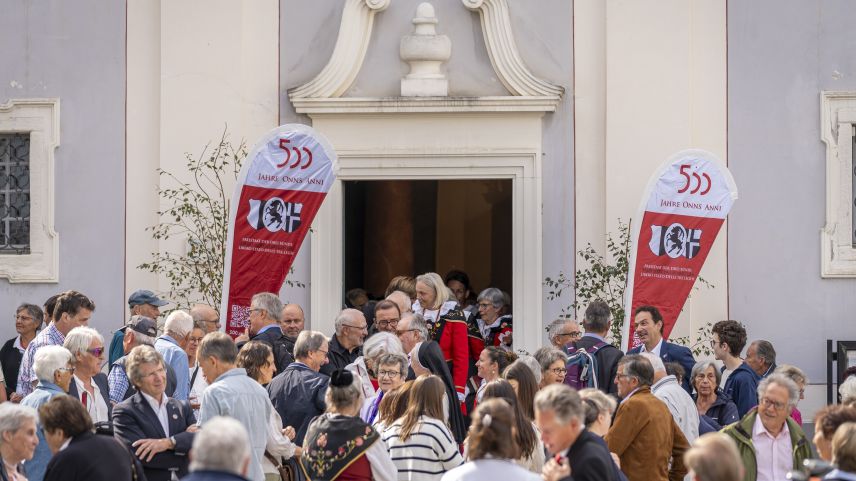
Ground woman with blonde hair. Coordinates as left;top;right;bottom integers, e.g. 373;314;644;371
412;272;469;408
381;375;463;480
441;399;540;481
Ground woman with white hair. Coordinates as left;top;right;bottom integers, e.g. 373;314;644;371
346;332;404;399
0;403;39;481
20;345;74;481
63;326;111;423
412;272;469;406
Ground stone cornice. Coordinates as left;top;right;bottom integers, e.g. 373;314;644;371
292;95;561;114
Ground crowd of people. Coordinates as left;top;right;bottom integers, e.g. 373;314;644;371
0;272;855;481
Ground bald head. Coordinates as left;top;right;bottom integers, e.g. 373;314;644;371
281;303;305;338
386;291;412;316
190;304;221;333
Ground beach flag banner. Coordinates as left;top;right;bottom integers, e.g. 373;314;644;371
621;149;738;351
221;124;337;337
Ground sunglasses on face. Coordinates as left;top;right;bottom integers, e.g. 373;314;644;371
87;347;105;357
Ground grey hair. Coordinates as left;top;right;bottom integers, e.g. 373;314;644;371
774;364;806;386
126;345;165;386
579;388;617;415
753;340;776;368
127;329;156;348
16;303;44;327
516;355;543;385
547;318;578;344
0;403;38;440
377;353;409;375
33;345;73;382
62;326;104;358
533;347;568;373
690;360;722;388
639;352;666;373
618;354;654;387
325;372;364;413
198;332;238;364
191;416;251;474
251;292;282;322
840;377;856;403
164;310;194;338
334;309;363;336
294;330;328;359
476;288;505;308
534;383;584;424
415;272;452;310
757;373;799;408
363;332;403;364
403;312;429;342
583;300;611;332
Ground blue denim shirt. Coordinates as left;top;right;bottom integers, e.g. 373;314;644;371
21;381;66;481
156;335;190;400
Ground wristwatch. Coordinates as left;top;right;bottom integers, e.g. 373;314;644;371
169;436;177;449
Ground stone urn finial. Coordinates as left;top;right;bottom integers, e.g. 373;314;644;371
400;2;451;96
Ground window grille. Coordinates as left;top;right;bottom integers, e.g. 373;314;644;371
0;133;31;254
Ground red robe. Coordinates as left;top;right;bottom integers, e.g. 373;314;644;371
417;301;469;396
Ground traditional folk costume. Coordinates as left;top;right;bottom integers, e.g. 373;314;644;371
412;300;469;400
300;413;396;481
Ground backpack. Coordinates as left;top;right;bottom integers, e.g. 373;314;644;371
563;341;608;390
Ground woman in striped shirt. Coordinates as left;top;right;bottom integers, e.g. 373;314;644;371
381;375;463;480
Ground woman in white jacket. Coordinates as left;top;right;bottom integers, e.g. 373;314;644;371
347;332;404;400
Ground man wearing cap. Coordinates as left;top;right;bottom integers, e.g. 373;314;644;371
108;315;178;403
108;290;169;366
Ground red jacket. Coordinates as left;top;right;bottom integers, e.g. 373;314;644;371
419;301;469;395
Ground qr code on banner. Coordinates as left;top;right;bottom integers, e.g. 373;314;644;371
231;305;251;329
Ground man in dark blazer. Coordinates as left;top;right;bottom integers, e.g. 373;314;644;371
237;292;294;373
535;383;617;481
267;330;329;444
112;345;197;481
627;305;695;393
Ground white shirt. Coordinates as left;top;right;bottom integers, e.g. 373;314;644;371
752;414;792;481
651;373;699;481
73;375;110;424
141;390;170;437
12;335;25;354
441;459;541;481
640;338;663;357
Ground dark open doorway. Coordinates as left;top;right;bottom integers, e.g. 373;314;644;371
343;179;513;302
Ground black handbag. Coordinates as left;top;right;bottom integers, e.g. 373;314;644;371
264;451;295;481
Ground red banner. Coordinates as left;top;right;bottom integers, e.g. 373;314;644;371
220;124;337;337
621;149;737;351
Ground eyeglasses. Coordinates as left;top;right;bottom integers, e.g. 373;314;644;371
550;367;568;376
477;303;494;309
558;331;582;338
87;347;105;357
15;314;34;322
189;337;205;343
314;349;329;358
709;340;723;348
378;370;401;379
760;397;787;411
342;323;368;331
203;319;221;326
396;328;419;336
615;373;636;380
376;319;400;328
57;366;74;373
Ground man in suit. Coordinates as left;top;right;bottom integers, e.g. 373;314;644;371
238;292;294;373
112;345;197;481
267;330;330;445
605;354;689;481
628;305;695;393
535;383;617;481
568;300;624;394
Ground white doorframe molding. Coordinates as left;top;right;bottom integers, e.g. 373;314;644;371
307;116;545;355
